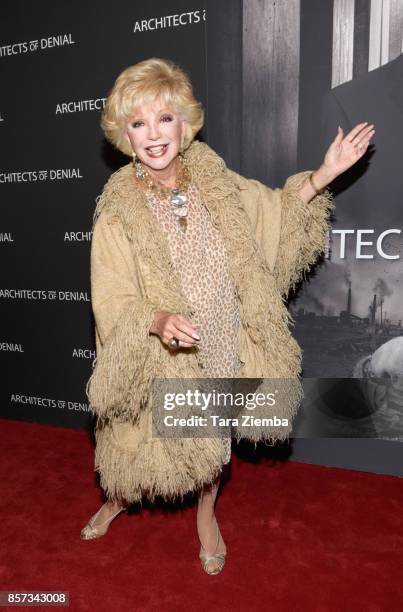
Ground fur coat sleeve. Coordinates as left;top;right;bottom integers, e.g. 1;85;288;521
226;168;335;298
86;209;157;424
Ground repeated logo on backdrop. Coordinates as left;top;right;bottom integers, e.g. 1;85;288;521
133;9;206;32
0;5;210;425
0;34;75;57
0;169;83;182
55;98;106;114
11;394;90;413
0;290;90;301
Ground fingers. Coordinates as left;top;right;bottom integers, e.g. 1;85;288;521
163;314;201;349
353;126;375;156
172;316;200;347
362;129;375;147
169;330;197;348
345;122;375;146
335;126;344;143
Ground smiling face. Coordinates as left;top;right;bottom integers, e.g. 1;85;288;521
125;97;187;178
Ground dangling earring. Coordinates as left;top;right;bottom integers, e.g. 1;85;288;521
133;151;145;179
132;150;144;178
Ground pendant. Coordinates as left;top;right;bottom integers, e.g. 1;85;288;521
170;187;188;233
172;206;188;217
177;217;187;233
170;192;187;207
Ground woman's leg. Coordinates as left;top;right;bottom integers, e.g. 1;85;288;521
89;498;125;527
196;473;227;572
80;497;127;539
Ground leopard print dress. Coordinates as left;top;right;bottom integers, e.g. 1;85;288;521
145;181;241;464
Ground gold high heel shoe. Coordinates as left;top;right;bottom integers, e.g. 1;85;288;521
80;503;127;540
198;516;227;575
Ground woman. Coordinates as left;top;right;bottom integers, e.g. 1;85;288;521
80;58;374;574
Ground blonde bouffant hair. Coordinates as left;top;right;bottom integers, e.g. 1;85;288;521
101;57;205;157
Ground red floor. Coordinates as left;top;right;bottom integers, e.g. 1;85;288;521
1;417;403;611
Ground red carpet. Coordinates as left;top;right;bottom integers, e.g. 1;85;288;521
1;417;403;611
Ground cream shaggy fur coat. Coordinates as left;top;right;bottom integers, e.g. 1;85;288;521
85;139;334;504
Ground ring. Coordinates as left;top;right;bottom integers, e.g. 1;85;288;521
168;336;180;349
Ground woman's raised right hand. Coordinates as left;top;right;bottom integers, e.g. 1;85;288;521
149;310;201;348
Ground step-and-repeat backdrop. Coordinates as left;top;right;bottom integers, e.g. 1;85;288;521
2;0;403;469
1;0;208;429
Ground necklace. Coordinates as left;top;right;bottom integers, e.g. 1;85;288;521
133;154;191;233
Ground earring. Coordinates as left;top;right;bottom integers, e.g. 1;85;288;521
132;150;137;164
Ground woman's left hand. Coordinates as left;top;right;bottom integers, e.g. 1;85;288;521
321;122;375;180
